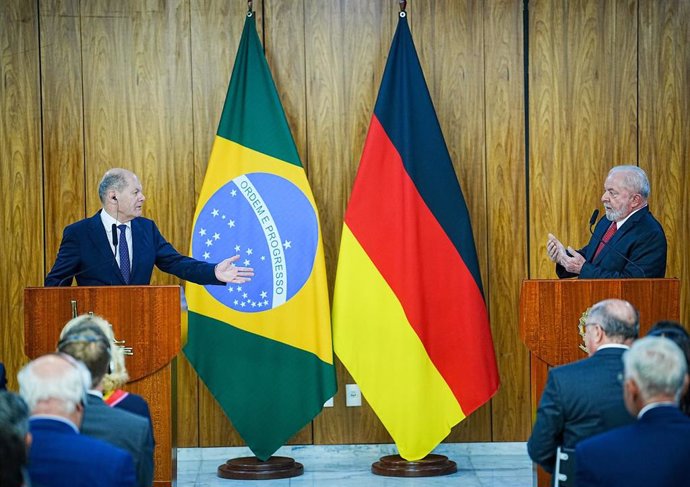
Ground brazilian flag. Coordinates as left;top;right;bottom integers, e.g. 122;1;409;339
184;11;336;461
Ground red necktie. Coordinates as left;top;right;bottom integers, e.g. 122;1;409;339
593;222;617;260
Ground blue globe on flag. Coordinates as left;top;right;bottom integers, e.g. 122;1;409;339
191;172;318;313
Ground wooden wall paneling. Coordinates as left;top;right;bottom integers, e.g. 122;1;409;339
483;0;530;441
639;0;690;328
0;0;43;390
79;0;196;469
39;0;86;271
529;0;638;280
262;0;313;446
80;0;194;272
187;0;247;448
306;0;395;445
408;0;491;442
190;0;271;447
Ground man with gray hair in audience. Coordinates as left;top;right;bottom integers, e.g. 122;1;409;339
576;335;690;486
18;353;136;487
528;298;638;474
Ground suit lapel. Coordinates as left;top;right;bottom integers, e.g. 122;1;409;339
593;207;649;263
87;211;126;284
130;217;144;283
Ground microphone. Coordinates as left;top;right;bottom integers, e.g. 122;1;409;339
588;209;599;234
112;223;118;247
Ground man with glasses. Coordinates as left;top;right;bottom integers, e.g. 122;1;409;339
528;299;638;475
546;165;666;278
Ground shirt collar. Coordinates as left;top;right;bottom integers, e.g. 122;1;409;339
616;204;647;229
638;401;677;419
597;343;630;351
100;209;131;229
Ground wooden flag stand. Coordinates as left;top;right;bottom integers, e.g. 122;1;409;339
372;454;457;477
217;456;303;480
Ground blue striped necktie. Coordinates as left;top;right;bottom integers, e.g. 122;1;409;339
118;224;131;284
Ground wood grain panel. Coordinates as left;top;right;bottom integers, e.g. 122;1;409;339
483;0;530;441
305;0;395;445
0;0;43;390
639;0;690;329
79;0;194;282
39;0;86;267
189;0;277;448
409;0;492;442
529;0;638;280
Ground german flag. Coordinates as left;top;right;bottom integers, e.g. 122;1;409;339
332;13;499;461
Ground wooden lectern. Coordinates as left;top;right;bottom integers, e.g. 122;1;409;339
24;285;181;487
519;278;680;487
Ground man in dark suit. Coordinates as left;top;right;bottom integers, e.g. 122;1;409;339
18;353;137;487
58;321;154;487
547;165;666;278
527;299;637;474
576;336;690;487
45;168;254;286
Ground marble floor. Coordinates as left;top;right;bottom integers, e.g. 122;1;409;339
177;442;534;486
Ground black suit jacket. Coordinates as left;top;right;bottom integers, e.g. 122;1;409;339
527;347;635;473
45;211;223;286
576;405;690;487
556;206;666;278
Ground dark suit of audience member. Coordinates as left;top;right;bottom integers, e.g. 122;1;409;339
58;322;154;487
576;336;690;487
29;417;137;487
105;389;153;424
548;165;666;279
527;299;638;473
61;313;155;444
82;392;154;487
0;391;31;487
18;353;136;487
44;168;253;287
0;361;7;390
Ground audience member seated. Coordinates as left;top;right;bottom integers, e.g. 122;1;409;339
58;318;154;487
18;353;136;487
0;391;31;487
527;299;637;473
647;320;690;416
575;336;690;486
60;314;154;426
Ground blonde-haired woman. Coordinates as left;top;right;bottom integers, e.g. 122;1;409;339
60;314;153;431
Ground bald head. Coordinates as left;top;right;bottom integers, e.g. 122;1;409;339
98;168;133;204
584;299;639;354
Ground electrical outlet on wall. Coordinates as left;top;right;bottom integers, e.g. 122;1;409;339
345;383;362;407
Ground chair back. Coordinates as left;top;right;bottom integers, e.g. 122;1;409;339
553;446;576;487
